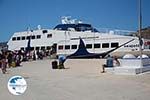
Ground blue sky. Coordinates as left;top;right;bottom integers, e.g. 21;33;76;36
0;0;150;42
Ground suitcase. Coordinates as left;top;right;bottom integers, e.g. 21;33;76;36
11;61;16;67
52;61;58;69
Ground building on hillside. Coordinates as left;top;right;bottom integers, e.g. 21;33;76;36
140;27;150;39
132;26;150;39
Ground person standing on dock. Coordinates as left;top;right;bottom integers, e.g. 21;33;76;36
0;51;7;74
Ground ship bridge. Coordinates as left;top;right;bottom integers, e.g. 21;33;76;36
54;23;99;32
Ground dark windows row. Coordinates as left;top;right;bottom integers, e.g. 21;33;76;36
58;43;119;50
58;45;77;50
12;33;52;41
102;43;119;48
20;46;51;51
86;43;119;49
12;35;41;41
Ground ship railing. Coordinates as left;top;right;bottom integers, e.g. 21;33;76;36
97;28;136;36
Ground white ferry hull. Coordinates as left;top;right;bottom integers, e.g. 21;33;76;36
7;17;150;58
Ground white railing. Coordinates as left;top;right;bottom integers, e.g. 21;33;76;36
97;28;136;36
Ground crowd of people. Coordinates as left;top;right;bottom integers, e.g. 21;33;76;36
0;49;53;74
0;48;120;74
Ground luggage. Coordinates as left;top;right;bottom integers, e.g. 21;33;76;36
11;61;16;67
52;60;58;69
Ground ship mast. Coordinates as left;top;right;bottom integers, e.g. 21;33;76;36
138;0;143;67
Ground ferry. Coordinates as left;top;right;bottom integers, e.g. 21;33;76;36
7;17;150;57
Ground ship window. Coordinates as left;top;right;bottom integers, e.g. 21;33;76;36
46;46;51;50
12;37;16;41
47;34;52;38
58;45;63;50
102;43;109;48
35;47;40;50
86;44;92;49
43;30;48;33
17;37;21;40
41;46;45;50
37;35;41;39
21;36;26;40
26;36;30;39
94;44;101;48
65;45;70;50
32;35;35;39
71;45;77;49
111;43;119;48
31;47;34;50
20;47;24;50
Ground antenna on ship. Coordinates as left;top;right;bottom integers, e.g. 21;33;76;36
27;27;30;33
61;16;83;24
138;0;143;67
37;25;41;30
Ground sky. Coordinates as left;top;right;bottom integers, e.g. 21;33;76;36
0;0;150;42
